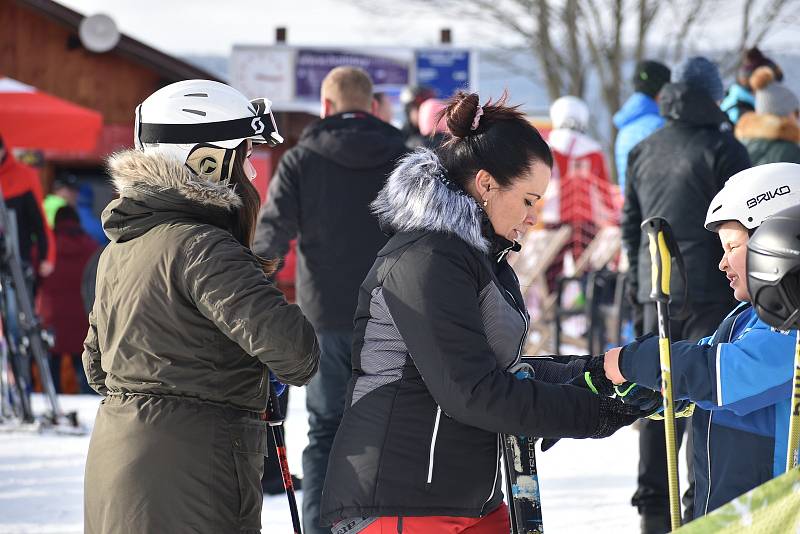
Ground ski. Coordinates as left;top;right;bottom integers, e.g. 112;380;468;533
0;185;80;430
502;433;544;534
503;361;544;534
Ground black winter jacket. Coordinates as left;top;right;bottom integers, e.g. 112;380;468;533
320;149;604;525
253;112;407;330
622;83;751;305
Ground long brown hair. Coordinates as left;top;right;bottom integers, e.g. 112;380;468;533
228;142;279;276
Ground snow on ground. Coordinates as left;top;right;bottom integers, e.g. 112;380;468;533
0;391;690;533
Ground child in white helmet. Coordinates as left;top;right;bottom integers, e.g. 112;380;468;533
603;162;800;519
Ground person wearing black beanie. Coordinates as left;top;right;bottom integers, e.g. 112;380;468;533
613;60;671;190
633;61;671;99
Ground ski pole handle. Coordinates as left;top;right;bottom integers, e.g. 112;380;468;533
642;217;673;304
267;382;285;426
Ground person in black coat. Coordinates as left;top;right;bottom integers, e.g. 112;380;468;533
320;92;652;533
622;56;751;533
253;66;407;534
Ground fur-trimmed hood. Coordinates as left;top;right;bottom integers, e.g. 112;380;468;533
371;148;491;253
108;149;242;210
102;150;239;243
736;112;800;143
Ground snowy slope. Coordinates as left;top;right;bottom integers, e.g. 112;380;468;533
0;391;689;533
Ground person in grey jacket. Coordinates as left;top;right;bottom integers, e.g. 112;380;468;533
82;80;319;534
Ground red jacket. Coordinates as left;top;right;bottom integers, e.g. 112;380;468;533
542;128;611;225
0;154;56;267
35;219;98;354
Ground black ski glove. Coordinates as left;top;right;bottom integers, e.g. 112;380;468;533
539;359;647;452
613;382;662;414
615;383;695;420
589;395;646;439
582;356;615;396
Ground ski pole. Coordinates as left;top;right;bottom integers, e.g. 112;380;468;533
642;217;681;531
267;385;302;534
787;330;800;471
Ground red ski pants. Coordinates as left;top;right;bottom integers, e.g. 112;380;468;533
359;503;510;533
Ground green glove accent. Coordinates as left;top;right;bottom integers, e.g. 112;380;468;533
583;372;599;394
614;382;637;397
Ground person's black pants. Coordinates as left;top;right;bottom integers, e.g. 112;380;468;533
633;300;733;532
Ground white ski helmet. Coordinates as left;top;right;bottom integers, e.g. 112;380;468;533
134;79;283;182
705;162;800;232
549;96;590;131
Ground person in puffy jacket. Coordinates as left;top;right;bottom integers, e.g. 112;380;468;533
321;91;650;534
735;66;800;165
253;66;407;534
82;80;319;534
613;60;671;190
720;47;782;125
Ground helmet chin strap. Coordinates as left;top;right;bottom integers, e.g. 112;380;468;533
185;144;235;183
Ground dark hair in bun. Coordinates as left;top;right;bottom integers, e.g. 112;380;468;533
435;91;553;191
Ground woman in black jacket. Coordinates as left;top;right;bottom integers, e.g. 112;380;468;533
321;92;643;533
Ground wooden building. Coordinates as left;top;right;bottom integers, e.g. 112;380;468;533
0;0;225;205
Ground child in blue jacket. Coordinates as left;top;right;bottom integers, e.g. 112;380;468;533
604;163;800;517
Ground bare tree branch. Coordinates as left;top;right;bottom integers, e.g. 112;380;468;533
665;0;710;63
635;0;661;63
533;0;565;99
719;0;794;77
346;0;798;174
563;0;585;95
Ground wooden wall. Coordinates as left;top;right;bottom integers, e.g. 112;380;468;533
0;0;163;125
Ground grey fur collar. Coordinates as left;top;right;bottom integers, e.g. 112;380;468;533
107;150;242;210
371;148;489;252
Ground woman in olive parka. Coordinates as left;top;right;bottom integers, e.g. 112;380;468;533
82;80;319;534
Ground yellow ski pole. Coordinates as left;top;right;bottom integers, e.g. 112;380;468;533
642;217;681;531
787;331;800;471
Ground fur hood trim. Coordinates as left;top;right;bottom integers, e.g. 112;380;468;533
736;112;800;144
371;148;489;253
107;150;242;210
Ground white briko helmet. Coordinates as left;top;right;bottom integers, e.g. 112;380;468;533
134;79;283;182
705;162;800;232
549;95;590;131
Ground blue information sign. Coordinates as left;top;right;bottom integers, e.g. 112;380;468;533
415;49;471;99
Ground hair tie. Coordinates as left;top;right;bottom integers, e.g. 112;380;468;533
470;106;484;131
432;167;468;196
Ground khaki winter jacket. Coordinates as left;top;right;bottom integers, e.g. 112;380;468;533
83;150;319;408
82;150;319;534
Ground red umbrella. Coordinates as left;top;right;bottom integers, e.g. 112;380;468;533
0;77;102;151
